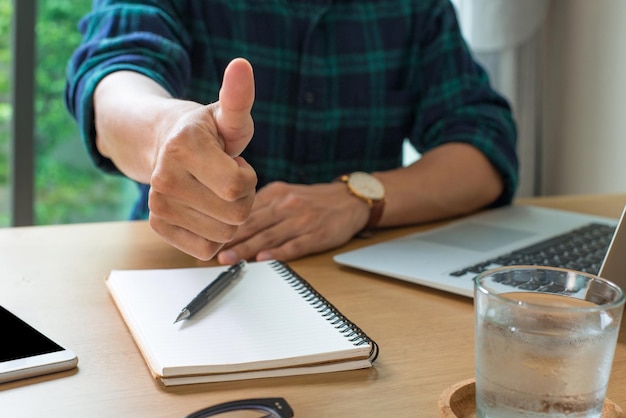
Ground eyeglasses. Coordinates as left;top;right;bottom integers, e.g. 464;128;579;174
184;397;294;418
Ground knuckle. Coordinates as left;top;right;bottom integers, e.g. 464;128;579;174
161;131;192;161
150;168;177;195
227;202;252;225
214;223;239;243
223;118;254;143
147;190;171;218
149;214;226;262
264;181;289;194
290;212;317;234
298;211;317;226
220;170;257;201
316;225;337;244
193;243;222;261
273;239;307;263
278;191;306;211
148;214;165;235
220;180;247;202
286;239;305;255
257;228;280;248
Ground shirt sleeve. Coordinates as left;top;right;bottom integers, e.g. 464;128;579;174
64;0;192;174
410;0;519;207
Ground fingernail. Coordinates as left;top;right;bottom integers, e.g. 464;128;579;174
218;250;238;265
256;251;273;262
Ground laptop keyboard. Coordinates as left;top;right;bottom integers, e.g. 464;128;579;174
449;223;615;284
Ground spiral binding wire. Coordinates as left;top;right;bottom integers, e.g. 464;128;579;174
269;260;379;362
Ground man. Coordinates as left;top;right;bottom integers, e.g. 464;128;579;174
65;0;518;264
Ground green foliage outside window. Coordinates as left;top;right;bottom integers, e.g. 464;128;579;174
0;0;135;226
0;0;11;225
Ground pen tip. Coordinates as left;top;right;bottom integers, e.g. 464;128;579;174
174;309;190;324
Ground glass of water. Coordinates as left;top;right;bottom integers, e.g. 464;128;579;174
474;266;625;418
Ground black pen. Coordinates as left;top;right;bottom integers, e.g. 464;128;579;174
174;260;247;324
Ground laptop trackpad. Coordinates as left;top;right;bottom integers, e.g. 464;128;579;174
418;223;535;252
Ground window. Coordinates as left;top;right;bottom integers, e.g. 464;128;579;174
1;0;135;227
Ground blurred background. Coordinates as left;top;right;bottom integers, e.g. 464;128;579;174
0;0;134;227
2;0;626;227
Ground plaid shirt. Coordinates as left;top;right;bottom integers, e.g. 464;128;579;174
66;0;518;219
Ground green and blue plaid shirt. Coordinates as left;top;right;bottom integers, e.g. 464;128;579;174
66;0;518;220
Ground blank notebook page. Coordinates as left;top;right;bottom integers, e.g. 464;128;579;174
106;260;371;377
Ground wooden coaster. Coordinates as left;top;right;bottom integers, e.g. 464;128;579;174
438;378;624;418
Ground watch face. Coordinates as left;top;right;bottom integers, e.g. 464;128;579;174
347;172;385;200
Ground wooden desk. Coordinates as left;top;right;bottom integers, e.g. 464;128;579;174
1;194;625;417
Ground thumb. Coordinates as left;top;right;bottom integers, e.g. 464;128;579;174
215;58;255;157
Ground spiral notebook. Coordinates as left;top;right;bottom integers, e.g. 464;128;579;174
106;260;379;386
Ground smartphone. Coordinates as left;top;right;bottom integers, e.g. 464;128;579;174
0;304;78;384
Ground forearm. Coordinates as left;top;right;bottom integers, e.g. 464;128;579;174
93;71;197;184
375;143;504;227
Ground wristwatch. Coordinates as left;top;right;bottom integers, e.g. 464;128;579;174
336;171;386;237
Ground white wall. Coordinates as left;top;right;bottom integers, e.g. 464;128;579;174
542;0;626;195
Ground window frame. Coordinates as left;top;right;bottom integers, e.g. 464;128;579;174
10;0;35;226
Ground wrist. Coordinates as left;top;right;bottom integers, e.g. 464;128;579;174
94;72;181;184
335;172;386;237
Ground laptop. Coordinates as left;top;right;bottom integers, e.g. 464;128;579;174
334;204;626;298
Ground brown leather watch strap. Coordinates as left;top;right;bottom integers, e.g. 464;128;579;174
357;197;384;238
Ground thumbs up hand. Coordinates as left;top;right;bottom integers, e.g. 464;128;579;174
147;58;258;260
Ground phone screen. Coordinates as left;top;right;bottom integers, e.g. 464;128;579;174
0;305;64;362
